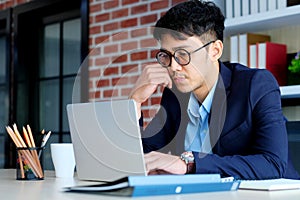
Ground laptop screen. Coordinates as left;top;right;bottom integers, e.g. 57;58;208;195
66;99;147;181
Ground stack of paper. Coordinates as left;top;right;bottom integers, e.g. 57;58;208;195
239;178;300;191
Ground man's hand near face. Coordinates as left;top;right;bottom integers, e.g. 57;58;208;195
129;64;172;118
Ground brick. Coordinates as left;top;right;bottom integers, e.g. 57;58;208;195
150;0;169;11
89;38;93;46
121;64;138;73
112;31;128;41
141;38;156;48
172;0;185;6
90;26;101;34
94;91;101;99
112;54;128;63
104;44;118;54
90;47;101;57
121;41;137;51
142;109;150;118
121;18;137;28
104;22;119;32
122;0;139;6
112;77;129;86
104;89;118;97
17;0;26;4
89;91;101;99
89;79;93;87
90;4;101;13
143;121;149;127
160;11;167;17
141;101;149;107
103;0;119;10
89;69;101;77
89;16;94;24
112;8;129;19
96;79;110;87
150;49;159;59
142;108;158;119
121;88;132;96
95;35;110;44
95;57;110;66
88;58;94;67
131;28;147;38
150;96;162;105
131;51;148;61
141;14;157;25
128;75;139;84
103;67;119;75
95;13;110;23
131;4;148;15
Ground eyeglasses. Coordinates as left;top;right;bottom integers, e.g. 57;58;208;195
156;41;215;68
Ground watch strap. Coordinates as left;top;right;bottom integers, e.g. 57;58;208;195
180;151;195;174
186;162;195;174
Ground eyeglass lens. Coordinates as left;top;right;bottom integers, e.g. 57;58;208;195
156;49;190;67
156;41;215;68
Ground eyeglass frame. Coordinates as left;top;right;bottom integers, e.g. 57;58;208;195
156;40;216;68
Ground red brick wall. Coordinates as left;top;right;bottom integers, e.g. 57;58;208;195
89;0;185;125
0;0;30;9
0;0;186;125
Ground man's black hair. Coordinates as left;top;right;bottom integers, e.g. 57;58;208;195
153;0;225;42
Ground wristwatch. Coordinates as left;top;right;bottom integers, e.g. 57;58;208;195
180;151;195;174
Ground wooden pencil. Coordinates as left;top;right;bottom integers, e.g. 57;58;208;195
6;126;43;178
26;125;43;177
22;127;32;148
23;126;39;163
17;151;25;179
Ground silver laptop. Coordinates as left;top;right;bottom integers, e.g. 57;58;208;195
66;99;147;182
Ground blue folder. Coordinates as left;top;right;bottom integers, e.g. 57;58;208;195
65;174;240;197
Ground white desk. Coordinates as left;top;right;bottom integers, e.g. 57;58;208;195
1;169;300;200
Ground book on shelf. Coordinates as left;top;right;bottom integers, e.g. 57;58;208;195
233;0;241;18
279;0;287;9
257;42;287;86
241;0;249;16
64;174;240;197
238;33;270;66
268;0;277;11
225;0;233;19
259;0;268;13
249;44;257;68
230;33;270;65
230;35;239;63
239;178;300;191
250;0;259;14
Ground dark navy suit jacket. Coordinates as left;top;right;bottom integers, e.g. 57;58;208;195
141;62;300;180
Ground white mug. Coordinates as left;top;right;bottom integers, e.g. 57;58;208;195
50;143;75;178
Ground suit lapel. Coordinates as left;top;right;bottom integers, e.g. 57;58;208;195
210;62;232;153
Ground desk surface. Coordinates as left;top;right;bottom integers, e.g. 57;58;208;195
1;169;300;200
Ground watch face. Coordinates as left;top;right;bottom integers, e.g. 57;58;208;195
181;151;194;163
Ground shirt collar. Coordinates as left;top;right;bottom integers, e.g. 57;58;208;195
187;81;218;124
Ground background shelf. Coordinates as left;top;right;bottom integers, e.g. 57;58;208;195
280;85;300;99
224;5;300;37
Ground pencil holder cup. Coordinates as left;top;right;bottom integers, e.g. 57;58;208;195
16;147;45;180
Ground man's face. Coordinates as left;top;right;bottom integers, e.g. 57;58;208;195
159;34;215;95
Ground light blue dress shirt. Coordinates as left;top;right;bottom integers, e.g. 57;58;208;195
184;82;217;153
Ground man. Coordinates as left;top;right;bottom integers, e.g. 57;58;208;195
129;0;299;180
